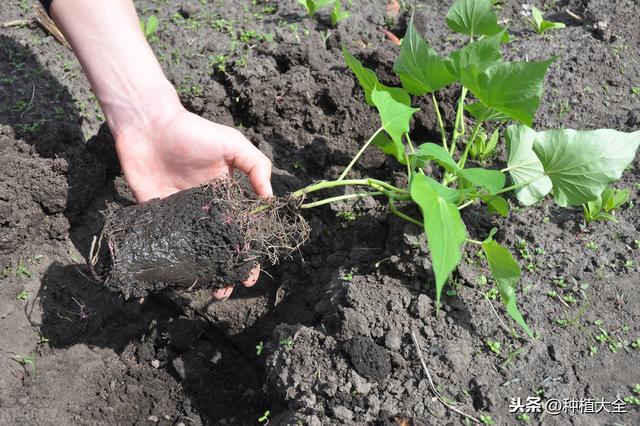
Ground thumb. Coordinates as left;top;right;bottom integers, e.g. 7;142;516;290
229;134;273;197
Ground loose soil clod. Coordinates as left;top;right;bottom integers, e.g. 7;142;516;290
94;179;309;298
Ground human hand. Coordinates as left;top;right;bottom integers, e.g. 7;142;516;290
113;98;272;300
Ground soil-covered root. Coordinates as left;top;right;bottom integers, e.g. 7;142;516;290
91;179;309;299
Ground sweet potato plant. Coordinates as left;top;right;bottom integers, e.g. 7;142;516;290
293;0;640;336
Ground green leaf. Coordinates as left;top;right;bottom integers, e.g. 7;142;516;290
533;128;640;206
446;30;504;80
145;16;159;38
446;0;505;38
413;143;459;172
465;103;510;122
505;125;552;205
481;195;509;217
410;173;467;308
531;6;566;34
331;1;350;26
343;47;411;107
420;175;466;204
371;131;406;164
371;86;419;159
465;59;554;126
394;14;455;95
459;168;505;194
298;0;334;17
482;235;532;337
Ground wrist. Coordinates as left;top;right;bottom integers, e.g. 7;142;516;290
103;78;183;140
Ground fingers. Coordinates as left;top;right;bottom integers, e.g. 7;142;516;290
229;131;273;197
242;264;261;287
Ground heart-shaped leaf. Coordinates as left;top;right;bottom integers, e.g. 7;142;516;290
505;125;552;205
446;0;505;38
394;14;456;95
446;30;504;80
532;128;640;206
371;86;419;160
371;130;406;164
413;143;459;172
465;59;554;126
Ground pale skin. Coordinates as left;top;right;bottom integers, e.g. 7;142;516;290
49;0;271;299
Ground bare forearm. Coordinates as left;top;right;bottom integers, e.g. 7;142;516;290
50;0;179;137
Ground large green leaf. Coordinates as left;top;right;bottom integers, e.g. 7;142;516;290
413;143;459;172
446;0;505;38
459;168;506;195
482;234;532;337
371;86;419;159
394;14;456;95
532;128;640;206
465;103;510;122
371;131;406;164
505;125;552;205
343;47;411;107
465;59;554;126
410;173;467;308
420;175;465;204
445;30;504;80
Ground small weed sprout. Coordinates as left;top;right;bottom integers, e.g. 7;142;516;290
297;0;334;17
140;15;159;42
480;414;496;425
258;410;271;425
583;186;630;224
256;341;265;356
485;339;501;355
16;290;29;301
527;6;566;35
15;259;31;279
331;1;350;26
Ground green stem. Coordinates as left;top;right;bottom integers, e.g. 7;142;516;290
338;127;384;181
432;92;448;151
496;174;546;195
300;191;383;209
450;87;469;155
458;200;475;210
458;120;483;169
389;199;423;227
466;238;483;245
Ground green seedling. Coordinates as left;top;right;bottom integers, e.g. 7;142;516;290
284;0;640;338
15;259;31;279
528;6;566;35
583;185;630;223
298;0;334;17
469;127;499;162
480;415;496;425
337;210;356;221
16;290;29;301
256;341;265;356
38;335;49;345
586;241;598;250
331;1;350;26
486;339;501;355
258;410;270;424
631;339;640;349
516;413;530;421
279;338;293;347
12;354;35;376
632;86;640;96
140;15;159;41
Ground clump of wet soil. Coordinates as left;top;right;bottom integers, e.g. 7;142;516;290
96;179;309;298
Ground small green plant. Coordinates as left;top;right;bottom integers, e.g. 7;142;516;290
284;0;640;338
583;186;630;223
486;339;501;355
331;1;350;26
38;335;50;345
480;415;496;425
297;0;334;17
279;338;293;347
469;128;499;162
16;290;29;301
258;410;271;424
527;6;566;35
15;259;31;279
256;341;265;356
586;241;598;250
13;354;35;376
516;413;530;421
140;15;159;41
337;210;357;221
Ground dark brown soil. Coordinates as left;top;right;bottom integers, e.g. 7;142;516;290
1;0;639;425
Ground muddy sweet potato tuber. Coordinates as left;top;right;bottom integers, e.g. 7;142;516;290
91;180;309;298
